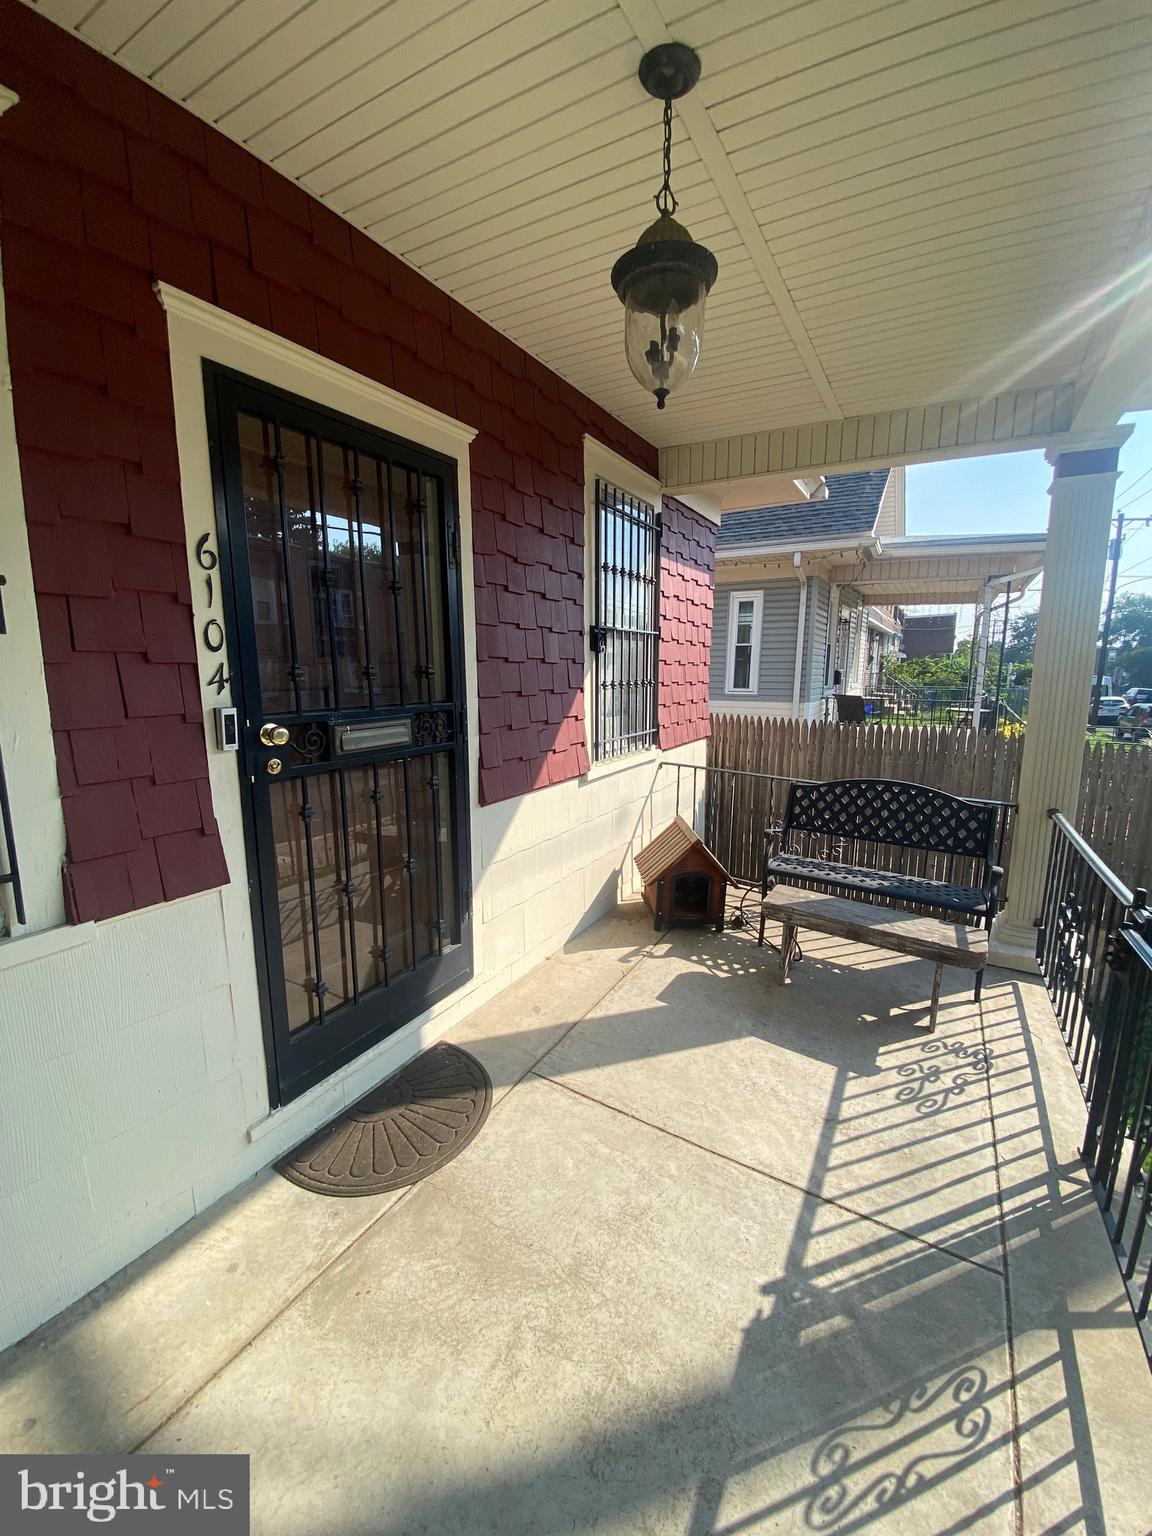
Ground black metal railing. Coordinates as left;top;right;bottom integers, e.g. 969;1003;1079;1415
1037;812;1152;1342
665;760;791;887
877;667;1029;728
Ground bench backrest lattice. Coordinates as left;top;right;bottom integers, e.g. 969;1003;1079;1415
782;779;997;862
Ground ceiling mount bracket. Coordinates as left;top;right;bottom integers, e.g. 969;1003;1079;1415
637;43;701;102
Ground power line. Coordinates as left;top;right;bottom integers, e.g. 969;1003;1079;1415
1118;462;1152;502
1115;483;1152;514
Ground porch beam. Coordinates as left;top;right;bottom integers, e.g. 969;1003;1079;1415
989;426;1133;972
1071;278;1152;431
659;384;1078;490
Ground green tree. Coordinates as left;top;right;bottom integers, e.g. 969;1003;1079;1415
887;635;1012;693
888;639;981;687
1004;609;1038;665
1115;646;1152;688
1107;593;1152;651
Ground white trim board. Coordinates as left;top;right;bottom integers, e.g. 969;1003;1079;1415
581;434;661;507
156;285;477;451
0;228;68;935
160;282;481;1132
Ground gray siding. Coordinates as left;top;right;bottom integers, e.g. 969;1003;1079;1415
710;577;876;714
712;580;801;707
803;576;831;705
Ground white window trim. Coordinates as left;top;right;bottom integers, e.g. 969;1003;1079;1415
0;152;69;936
581;436;663;770
724;589;763;694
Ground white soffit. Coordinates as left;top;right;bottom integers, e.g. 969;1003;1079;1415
28;0;1152;450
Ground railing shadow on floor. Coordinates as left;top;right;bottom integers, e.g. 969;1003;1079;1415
346;936;1122;1535
3;904;1144;1534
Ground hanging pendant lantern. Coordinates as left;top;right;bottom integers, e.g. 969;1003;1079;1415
611;43;718;410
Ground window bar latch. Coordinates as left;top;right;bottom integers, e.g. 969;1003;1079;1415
588;624;609;655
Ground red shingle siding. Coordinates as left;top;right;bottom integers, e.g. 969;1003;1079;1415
0;0;684;924
658;498;715;751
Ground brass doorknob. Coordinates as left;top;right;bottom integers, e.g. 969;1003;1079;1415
260;723;290;747
266;757;283;775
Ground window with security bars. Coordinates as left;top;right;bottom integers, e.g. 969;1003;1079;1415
590;478;661;760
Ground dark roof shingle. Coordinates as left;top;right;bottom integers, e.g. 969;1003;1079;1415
715;468;891;549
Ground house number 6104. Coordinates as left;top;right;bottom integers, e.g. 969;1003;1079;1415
195;533;230;694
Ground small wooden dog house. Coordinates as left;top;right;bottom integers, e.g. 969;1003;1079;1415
635;818;730;932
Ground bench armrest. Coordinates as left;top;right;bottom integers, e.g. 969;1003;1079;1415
761;822;784;894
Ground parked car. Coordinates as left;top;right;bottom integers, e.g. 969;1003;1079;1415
1093;695;1127;725
1115;695;1152;741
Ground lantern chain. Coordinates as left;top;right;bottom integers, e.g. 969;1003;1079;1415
654;95;677;216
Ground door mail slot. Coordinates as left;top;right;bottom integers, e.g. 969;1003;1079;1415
337;720;413;754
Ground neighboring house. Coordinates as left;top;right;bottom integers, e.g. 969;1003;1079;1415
711;469;905;719
903;612;958;659
709;468;1045;720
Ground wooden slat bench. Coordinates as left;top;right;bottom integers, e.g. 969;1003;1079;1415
760;884;988;1031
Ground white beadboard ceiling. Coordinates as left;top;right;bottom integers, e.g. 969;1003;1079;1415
28;0;1152;450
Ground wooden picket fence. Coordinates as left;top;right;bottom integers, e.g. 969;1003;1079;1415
1075;738;1152;895
706;714;1152;893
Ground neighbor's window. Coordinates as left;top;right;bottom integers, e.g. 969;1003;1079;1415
591;477;660;760
725;591;762;693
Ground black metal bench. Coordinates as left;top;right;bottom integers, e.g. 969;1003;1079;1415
757;778;1005;1001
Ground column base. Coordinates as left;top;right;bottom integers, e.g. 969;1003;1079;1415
988;912;1041;974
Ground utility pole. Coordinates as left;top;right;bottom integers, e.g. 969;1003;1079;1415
1090;511;1123;727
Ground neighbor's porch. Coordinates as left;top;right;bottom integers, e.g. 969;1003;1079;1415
2;899;1149;1535
713;530;1046;727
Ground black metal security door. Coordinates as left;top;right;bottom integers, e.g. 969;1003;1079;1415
207;367;471;1106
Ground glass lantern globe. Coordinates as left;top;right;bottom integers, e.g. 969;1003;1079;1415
611;212;718;409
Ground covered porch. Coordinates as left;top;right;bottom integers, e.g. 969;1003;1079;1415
1;0;1151;1497
2;900;1149;1533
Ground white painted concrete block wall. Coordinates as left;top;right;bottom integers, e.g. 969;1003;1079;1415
0;740;705;1350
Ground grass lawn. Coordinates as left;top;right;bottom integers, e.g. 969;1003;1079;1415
1086;727;1148;748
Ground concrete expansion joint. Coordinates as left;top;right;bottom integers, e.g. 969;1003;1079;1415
522;934;669;1085
126;1177;423;1454
530;1068;1006;1280
977;971;1025;1533
124;928;665;1451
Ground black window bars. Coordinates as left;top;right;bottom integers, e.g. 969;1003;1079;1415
590;478;660;761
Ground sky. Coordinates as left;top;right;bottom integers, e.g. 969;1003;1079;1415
902;409;1152;628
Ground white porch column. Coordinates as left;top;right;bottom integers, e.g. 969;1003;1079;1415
790;553;808;720
989;428;1132;971
970;580;994;731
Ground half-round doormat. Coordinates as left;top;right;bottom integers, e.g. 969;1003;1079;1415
277;1044;492;1197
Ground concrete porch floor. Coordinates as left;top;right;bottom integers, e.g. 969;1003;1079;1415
2;905;1150;1535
